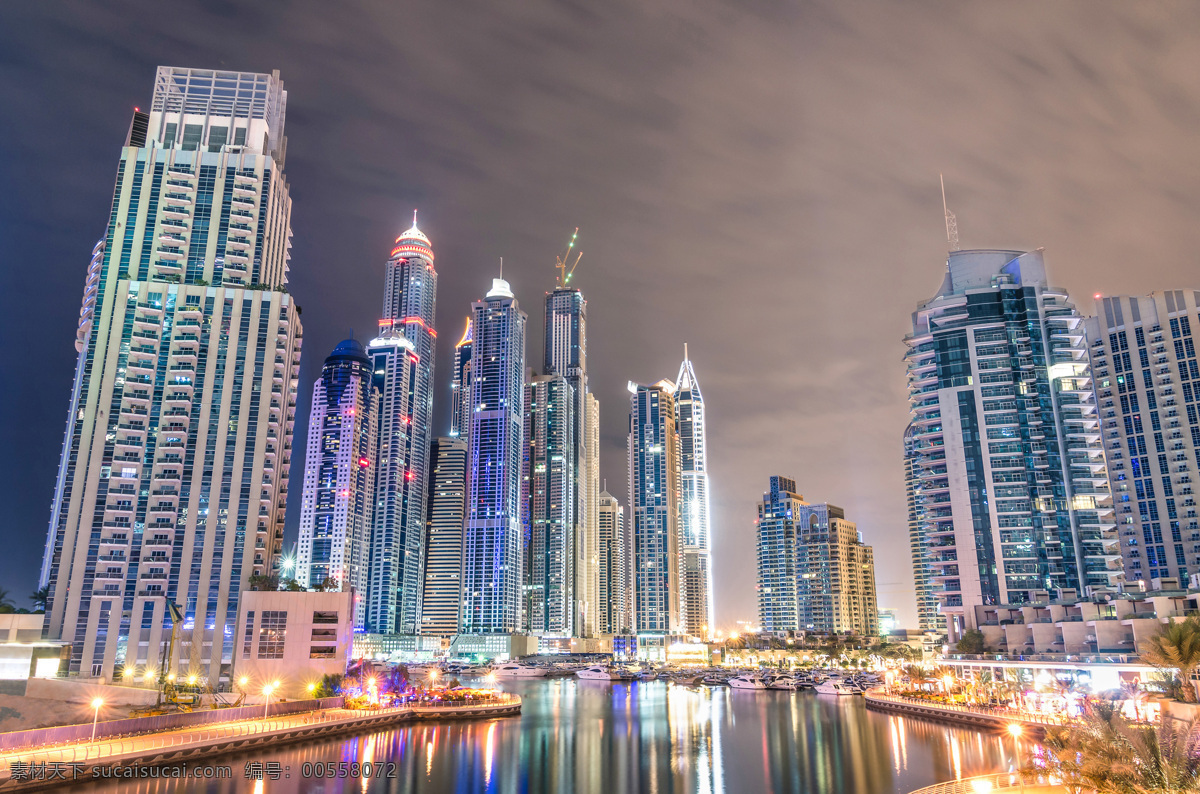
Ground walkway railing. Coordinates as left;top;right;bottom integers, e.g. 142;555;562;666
906;772;1052;794
868;692;1072;727
0;693;521;780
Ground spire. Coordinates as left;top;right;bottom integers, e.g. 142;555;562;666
940;174;960;251
676;348;701;396
413;208;418;229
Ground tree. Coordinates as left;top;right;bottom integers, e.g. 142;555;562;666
281;578;304;592
955;629;987;655
247;574;279;592
1142;617;1200;703
0;589;15;614
313;577;338;592
30;586;49;612
313;673;343;699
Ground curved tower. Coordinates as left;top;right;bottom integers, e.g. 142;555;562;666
676;348;713;638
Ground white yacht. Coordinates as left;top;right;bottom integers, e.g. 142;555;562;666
576;665;636;681
767;676;803;691
815;680;863;695
492;662;550;678
727;675;769;690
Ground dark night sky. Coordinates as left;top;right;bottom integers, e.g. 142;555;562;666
3;1;1200;628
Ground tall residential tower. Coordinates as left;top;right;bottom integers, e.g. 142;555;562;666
675;349;713;638
41;67;302;682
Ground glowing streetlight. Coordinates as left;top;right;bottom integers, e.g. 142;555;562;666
91;697;104;742
238;676;249;690
187;674;197;687
1007;724;1025;794
262;683;275;719
485;672;497;689
307;682;317;696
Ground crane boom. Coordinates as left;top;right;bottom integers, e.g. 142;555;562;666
555;228;581;287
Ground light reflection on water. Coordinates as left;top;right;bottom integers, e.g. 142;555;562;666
64;679;1011;794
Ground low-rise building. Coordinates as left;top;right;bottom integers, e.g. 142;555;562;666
233;590;353;699
0;614;68;680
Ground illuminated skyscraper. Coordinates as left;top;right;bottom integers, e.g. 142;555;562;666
580;392;601;636
756;476;802;633
1085;292;1200;585
41;67;302;682
675;348;712;638
450;318;472;439
418;436;468;636
904;423;940;633
521;374;575;636
365;218;438;635
628;380;682;634
461;278;527;633
296;340;378;628
904;249;1118;641
596;489;629;635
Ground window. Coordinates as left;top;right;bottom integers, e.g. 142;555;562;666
312;611;339;624
310;646;336;659
257;610;287;659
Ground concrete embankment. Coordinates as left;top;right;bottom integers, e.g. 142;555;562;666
864;692;1048;738
0;697;521;792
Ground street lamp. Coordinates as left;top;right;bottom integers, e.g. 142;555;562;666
262;684;275;719
1007;724;1025;793
91;697;104;742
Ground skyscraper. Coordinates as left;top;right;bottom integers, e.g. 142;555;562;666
364;325;420;634
366;217;438;636
675;348;712;638
596;489;629;635
793;501;878;635
627;380;682;635
904;424;941;633
295;340;378;628
450;318;473;439
418;436;468;637
756;476;802;633
580;392;601;636
521;374;575;636
40;67;302;682
543;286;593;637
904;248;1119;640
1085;291;1200;585
462;278;527;633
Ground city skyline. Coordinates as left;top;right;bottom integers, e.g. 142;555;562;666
6;3;1200;630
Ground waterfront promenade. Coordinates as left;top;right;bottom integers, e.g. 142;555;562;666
0;695;520;791
865;690;1068;735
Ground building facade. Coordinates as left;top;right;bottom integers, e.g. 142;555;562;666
1085;291;1200;585
521;374;575;636
295;340;378;628
461;279;527;633
756;476;803;634
581;392;601;637
596;489;629;636
627;380;682;635
794;501;878;635
364;328;420;634
418;437;468;637
41;67;301;683
233;589;353;699
904;249;1119;640
675;349;713;638
904;424;941;633
450;318;473;440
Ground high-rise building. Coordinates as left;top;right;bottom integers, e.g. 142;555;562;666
365;217;438;636
675;348;712;638
793;501;878;635
521;374;575;635
627;380;682;635
418;437;468;636
295;340;378;627
904;424;940;633
904;249;1119;640
364;326;420;634
580;392;601;636
450;318;472;439
543;286;593;637
596;489;628;635
1085;291;1200;585
462;278;527;633
40;67;302;682
755;476;802;634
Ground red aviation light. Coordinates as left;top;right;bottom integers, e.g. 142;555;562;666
400;316;437;338
405;471;416;481
359;457;370;468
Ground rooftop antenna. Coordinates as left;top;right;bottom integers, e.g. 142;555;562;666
412;209;418;228
555;228;583;288
499;256;503;280
941;174;960;251
684;342;689;361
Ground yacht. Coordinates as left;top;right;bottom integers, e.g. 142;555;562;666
728;675;769;690
815;679;863;695
767;676;803;691
576;665;636;681
492;662;550;678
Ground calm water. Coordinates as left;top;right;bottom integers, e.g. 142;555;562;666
66;679;1013;794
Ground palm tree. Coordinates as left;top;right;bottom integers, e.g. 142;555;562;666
1142;617;1200;703
0;589;15;614
30;586;49;612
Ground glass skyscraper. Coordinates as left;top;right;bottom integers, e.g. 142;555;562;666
450;318;472;439
418;436;468;636
40;67;302;682
1085;291;1200;585
904;248;1119;640
295;340;378;628
675;349;712;638
596;489;629;636
756;476;802;633
462;278;527;633
627;380;682;635
904;423;941;633
364;219;438;635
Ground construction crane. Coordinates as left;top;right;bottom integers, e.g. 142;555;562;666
130;600;201;716
555;228;583;288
